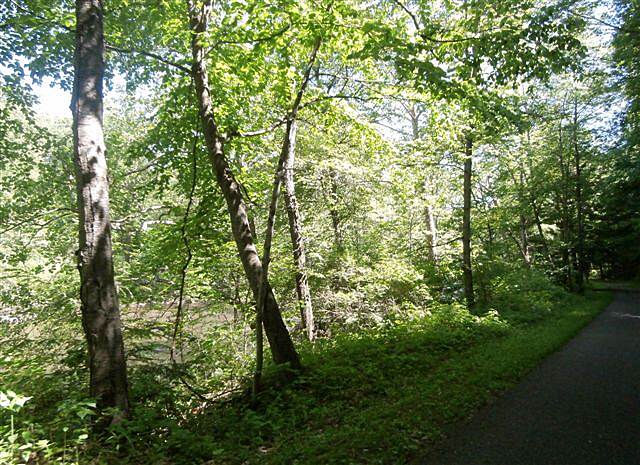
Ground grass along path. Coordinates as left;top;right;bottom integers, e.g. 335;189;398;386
122;291;612;465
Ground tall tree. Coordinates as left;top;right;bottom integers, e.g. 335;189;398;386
255;37;321;390
71;0;129;425
187;0;301;369
283;119;315;341
462;136;475;308
572;97;585;292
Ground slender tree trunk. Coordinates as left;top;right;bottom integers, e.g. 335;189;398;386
531;198;554;265
462;136;475;309
486;221;494;260
519;213;531;267
283;119;315;341
255;38;322;389
188;0;300;368
425;203;438;263
573;99;585;293
326;169;344;252
409;108;439;265
408;213;414;253
515;165;532;268
254;119;293;393
71;0;129;426
558;118;573;289
523;131;544;266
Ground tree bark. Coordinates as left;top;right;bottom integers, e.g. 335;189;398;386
425;203;438;263
254;38;321;389
573;98;585;293
486;221;494;260
325;169;344;253
519;213;531;267
462;136;475;309
283;119;315;341
71;0;129;426
531;197;554;266
558;117;574;289
408;106;438;264
188;0;300;368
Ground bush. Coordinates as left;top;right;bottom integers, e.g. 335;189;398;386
476;262;568;323
313;256;431;332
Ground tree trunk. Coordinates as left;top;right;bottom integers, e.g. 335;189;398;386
487;221;494;260
254;118;292;393
530;198;554;266
71;0;129;426
283;119;315;341
462;136;475;309
573;98;585;293
409;107;438;265
519;213;531;267
255;38;321;389
326;169;344;252
515;164;532;268
188;0;300;368
558;118;574;290
425;203;438;263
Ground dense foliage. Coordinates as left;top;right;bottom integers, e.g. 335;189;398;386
0;0;637;463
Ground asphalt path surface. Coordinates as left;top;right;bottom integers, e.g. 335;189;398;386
421;291;640;465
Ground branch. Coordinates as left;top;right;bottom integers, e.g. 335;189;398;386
291;36;323;116
168;127;215;403
111;205;172;226
227;37;322;141
391;0;421;32
435;236;463;247
210;23;292;49
23;213;75;247
6;0;74;33
122;154;166;177
170;129;199;363
0;208;75;234
390;0;482;43
5;1;192;75
105;44;192;75
226;118;288;140
568;9;637;34
298;93;375;112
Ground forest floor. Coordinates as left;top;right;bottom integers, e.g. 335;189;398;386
419;290;640;465
109;290;614;465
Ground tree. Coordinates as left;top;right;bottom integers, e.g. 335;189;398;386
462;136;475;308
187;0;301;369
283;118;316;341
279;37;322;343
71;0;129;425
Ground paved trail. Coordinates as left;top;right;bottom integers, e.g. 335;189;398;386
421;291;640;465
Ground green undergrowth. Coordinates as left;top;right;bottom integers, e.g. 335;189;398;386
107;291;611;465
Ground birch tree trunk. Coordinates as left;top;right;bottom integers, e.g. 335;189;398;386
71;0;129;426
188;0;300;368
408;106;438;264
